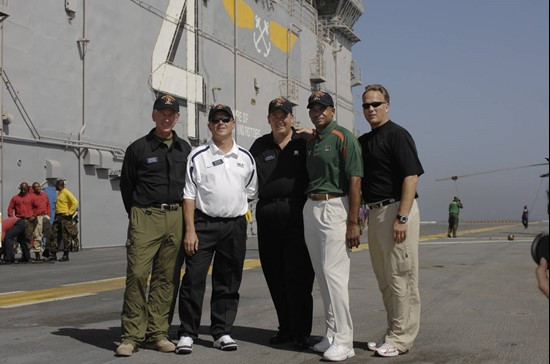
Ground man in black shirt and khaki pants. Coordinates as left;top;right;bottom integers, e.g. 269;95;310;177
359;84;424;358
117;94;192;357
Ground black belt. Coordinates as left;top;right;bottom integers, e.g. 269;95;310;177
367;198;398;209
260;197;306;203
150;203;181;211
308;193;345;201
194;209;243;221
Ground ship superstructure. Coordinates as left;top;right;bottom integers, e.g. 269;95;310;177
0;0;363;248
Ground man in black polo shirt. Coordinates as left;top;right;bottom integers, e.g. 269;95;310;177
249;97;314;350
116;94;191;357
359;84;424;358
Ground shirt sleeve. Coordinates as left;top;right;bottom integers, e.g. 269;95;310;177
66;190;79;215
7;198;15;217
120;145;137;213
183;152;197;200
343;132;364;178
392;130;424;177
246;164;258;200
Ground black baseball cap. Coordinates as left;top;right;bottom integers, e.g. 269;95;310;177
208;104;234;121
307;91;334;109
153;94;179;112
268;97;293;114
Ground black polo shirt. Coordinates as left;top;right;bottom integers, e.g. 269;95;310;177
358;120;424;203
249;128;308;200
120;128;192;213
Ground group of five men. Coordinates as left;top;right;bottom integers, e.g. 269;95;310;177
116;85;424;361
1;179;79;264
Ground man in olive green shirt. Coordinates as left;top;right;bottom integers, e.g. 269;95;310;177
303;91;363;362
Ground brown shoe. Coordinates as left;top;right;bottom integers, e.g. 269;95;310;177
148;339;176;352
115;342;135;357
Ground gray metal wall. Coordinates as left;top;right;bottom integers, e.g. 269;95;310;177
1;0;360;248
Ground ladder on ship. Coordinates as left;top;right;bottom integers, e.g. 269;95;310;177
1;69;41;139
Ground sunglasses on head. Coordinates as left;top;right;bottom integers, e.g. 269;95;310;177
209;116;232;123
362;101;387;109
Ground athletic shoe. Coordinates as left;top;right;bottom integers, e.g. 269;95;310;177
213;335;238;351
175;336;193;354
323;344;355;361
366;338;384;351
376;342;408;357
311;336;332;352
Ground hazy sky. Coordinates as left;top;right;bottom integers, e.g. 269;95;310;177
351;0;549;221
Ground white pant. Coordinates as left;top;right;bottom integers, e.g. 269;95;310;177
303;197;353;348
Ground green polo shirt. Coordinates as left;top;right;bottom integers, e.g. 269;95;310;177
306;121;363;195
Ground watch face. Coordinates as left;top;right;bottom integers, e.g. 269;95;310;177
397;215;408;223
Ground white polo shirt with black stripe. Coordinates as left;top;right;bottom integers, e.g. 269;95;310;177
184;139;257;218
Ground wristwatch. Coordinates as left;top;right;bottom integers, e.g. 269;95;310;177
396;214;408;223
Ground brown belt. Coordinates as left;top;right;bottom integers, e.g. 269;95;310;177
308;193;344;201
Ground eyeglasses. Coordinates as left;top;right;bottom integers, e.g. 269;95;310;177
209;116;232;124
362;102;387;109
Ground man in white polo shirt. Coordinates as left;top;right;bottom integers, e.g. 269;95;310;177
176;104;257;355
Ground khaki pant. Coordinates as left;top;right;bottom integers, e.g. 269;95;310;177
32;214;50;252
303;197;353;348
120;206;184;346
367;200;420;352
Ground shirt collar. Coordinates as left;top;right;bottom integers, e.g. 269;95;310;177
146;128;183;150
208;138;239;158
316;120;338;140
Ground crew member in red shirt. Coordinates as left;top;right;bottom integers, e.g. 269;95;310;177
1;217;30;264
6;182;36;260
30;182;51;261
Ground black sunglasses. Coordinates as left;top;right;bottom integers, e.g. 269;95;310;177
362;102;387;109
209;116;232;123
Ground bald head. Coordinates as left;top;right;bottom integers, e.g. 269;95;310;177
19;182;29;195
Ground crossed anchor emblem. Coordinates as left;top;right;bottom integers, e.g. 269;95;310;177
253;15;271;57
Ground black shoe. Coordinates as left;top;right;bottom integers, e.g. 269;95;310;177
42;249;50;258
293;336;310;350
47;255;57;262
0;260;14;265
17;258;30;263
59;255;69;262
269;332;292;345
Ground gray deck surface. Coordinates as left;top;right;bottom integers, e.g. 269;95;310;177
1;222;548;364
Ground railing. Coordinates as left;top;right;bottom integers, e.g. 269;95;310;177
279;79;299;104
350;60;362;87
310;58;326;83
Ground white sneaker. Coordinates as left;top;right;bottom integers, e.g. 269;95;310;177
323;344;355;361
175;336;193;354
376;342;407;357
213;335;238;351
311;336;333;353
367;338;384;351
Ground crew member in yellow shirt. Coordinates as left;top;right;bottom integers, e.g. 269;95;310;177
44;179;79;262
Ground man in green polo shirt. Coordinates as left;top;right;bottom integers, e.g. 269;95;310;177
303;91;363;362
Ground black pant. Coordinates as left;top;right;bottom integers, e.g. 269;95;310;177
256;199;314;338
3;219;30;262
178;211;247;340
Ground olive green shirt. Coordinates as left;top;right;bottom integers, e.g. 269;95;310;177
305;121;363;195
